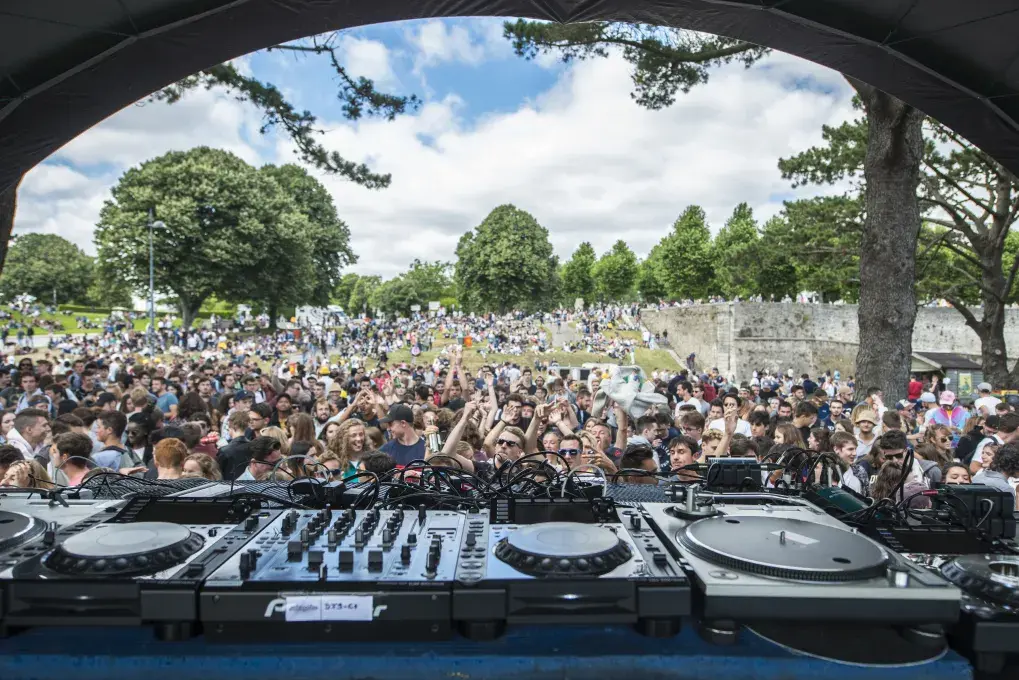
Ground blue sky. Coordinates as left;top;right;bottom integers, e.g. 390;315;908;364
15;18;857;278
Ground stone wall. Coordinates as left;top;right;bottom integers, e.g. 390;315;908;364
641;302;1019;378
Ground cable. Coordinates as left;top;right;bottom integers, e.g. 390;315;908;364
561;464;607;497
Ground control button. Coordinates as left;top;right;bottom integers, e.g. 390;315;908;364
208;528;219;537
630;515;642;530
465;533;477;548
653;553;668;567
382;529;394;547
418;505;427;523
407;533;417;545
244;516;258;532
425;551;439;573
327;529;337;545
368;549;384;572
338;550;354;571
401;545;412;565
288;540;303;561
300;528;310;544
354;529;365;548
307;550;324;571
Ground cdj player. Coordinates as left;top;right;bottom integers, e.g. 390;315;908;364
642;492;960;643
0;496;278;639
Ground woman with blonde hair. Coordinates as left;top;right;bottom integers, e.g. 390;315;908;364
327;418;367;479
1;459;52;489
182;452;222;480
259;426;291;457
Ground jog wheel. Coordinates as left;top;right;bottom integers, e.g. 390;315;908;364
493;522;631;576
43;522;204;577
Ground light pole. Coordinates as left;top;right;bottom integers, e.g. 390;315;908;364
147;210;166;359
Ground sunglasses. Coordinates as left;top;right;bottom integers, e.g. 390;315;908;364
884;452;905;460
558;448;580;457
938;437;951;444
496;439;520;448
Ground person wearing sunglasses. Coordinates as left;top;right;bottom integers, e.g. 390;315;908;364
555;434;583;469
235;436;283;481
859;430;910;481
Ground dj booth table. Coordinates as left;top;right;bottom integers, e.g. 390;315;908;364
0;623;973;680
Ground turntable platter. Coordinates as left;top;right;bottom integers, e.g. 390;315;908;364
0;509;44;552
493;522;632;576
679;516;889;582
43;521;205;576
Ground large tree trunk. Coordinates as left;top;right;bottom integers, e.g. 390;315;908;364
852;81;924;403
178;296;204;330
978;244;1012;388
0;176;23;273
268;304;278;331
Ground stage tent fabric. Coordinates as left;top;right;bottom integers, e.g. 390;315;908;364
3;0;1019;192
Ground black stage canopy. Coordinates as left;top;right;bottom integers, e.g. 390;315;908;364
3;0;1019;192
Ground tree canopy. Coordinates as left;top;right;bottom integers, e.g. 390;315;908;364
0;233;94;305
94;147;355;328
561;242;597;305
593;240;638;302
455;205;559;314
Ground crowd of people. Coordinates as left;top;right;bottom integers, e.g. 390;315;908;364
0;304;1012;515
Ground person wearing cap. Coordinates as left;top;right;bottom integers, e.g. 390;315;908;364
379;403;424;466
975;382;1001;416
929;390;969;435
853;409;879;461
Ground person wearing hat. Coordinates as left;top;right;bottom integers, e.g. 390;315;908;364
975;382;1001;416
379;403;424;466
929;390;969;435
853;408;879;461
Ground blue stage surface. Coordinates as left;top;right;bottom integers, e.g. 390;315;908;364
0;623;972;680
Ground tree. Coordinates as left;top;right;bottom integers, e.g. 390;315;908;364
86;263;134;309
592;240;638;302
656;205;714;300
94;147;310;328
0;233;93;305
779;110;1019;386
0;32;419;283
402;259;453;304
370;276;420;317
755;217;800;301
636;250;669;302
455;205;559;313
504;20;925;401
777;196;863;302
712;203;761;299
334;272;360;309
348;275;381;316
561;242;597;304
260;164;357;307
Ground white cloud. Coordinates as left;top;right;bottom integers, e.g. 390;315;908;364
273;48;855;277
339;36;399;89
15;31;857;282
407;20;486;71
15;86;265;253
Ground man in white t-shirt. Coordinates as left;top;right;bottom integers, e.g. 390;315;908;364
672;380;703;418
974;382;1002;416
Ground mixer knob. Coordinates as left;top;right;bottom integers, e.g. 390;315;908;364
465;533;477;548
244;516;259;532
401;544;412;565
418;505;427;522
382;529;394;547
338;550;354;572
368;550;384;572
300;528;310;543
307;550;324;572
407;533;417;545
354;529;365;548
630;515;642;530
425;551;439;574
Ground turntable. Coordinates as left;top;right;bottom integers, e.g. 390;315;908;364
642;498;960;638
0;497;281;639
452;499;689;640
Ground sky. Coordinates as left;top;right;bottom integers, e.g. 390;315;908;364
14;18;858;279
